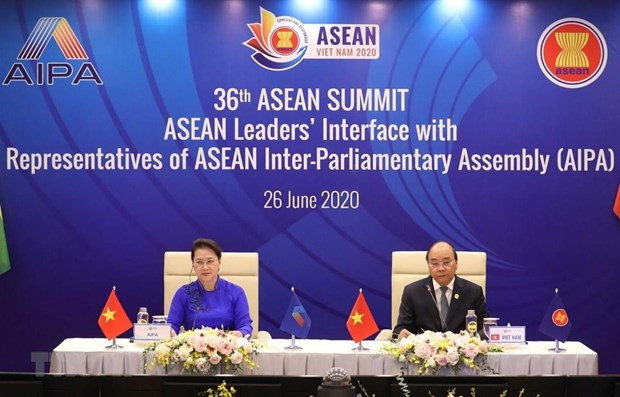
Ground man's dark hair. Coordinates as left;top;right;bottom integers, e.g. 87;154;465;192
425;241;458;262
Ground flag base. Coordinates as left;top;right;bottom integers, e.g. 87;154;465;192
285;334;303;350
548;339;565;353
351;341;369;351
105;338;124;349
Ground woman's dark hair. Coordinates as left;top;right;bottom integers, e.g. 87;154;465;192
191;238;222;260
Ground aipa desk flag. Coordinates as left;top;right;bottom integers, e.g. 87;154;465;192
280;288;311;338
0;207;10;275
346;289;379;343
538;289;572;342
98;287;133;340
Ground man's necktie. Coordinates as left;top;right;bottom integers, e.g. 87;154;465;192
440;286;449;331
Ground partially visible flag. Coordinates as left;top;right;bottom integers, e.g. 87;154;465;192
280;289;311;338
98;288;133;340
613;184;620;219
538;289;572;342
0;207;10;275
346;290;379;343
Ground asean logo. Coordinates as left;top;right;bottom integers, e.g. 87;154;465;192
551;309;569;327
537;18;607;88
244;7;308;71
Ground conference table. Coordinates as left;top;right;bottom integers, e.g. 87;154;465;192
50;338;598;376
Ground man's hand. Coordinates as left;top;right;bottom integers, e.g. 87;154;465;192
398;329;412;339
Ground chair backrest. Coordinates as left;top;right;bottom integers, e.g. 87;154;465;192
163;251;259;337
391;251;486;329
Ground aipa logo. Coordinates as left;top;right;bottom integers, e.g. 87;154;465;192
537;18;607;89
3;17;103;86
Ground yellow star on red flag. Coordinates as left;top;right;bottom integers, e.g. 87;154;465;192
101;307;117;323
346;290;379;343
350;310;364;325
98;288;133;340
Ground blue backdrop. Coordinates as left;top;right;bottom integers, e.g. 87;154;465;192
0;0;618;374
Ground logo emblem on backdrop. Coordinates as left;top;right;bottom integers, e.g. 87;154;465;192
244;7;380;71
537;18;607;88
3;17;103;85
243;8;309;71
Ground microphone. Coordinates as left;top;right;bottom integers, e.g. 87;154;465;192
426;284;447;332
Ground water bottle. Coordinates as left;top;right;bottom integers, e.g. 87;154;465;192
137;307;149;324
466;309;478;337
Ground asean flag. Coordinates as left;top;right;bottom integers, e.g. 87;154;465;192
346;290;379;343
98;288;133;340
538;290;572;342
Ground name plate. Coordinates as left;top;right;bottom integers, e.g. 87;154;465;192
133;323;171;341
488;326;526;344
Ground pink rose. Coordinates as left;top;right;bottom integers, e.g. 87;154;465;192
209;354;222;365
414;344;432;359
193;338;207;353
219;342;233;355
464;343;480;359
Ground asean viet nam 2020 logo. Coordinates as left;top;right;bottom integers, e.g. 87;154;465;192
244;7;379;71
537;18;607;89
3;17;103;85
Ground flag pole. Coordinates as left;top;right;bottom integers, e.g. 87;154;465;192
285;333;302;350
350;288;370;351
353;340;369;351
547;288;565;353
284;287;303;350
104;286;125;349
106;337;123;349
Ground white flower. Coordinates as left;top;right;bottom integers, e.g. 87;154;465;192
154;343;170;359
414;343;432;359
173;344;192;361
195;357;208;371
234;336;249;350
230;351;243;365
209;353;222;365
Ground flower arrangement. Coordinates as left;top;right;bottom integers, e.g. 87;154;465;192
143;327;258;374
381;330;499;375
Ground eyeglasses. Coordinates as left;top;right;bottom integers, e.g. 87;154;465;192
193;258;219;268
428;259;454;268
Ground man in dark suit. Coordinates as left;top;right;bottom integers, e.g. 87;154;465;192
393;241;489;339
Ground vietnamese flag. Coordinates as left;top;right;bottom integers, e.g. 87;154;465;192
98;288;133;340
346;290;379;343
613;184;620;219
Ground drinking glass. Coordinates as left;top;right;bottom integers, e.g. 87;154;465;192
483;317;500;339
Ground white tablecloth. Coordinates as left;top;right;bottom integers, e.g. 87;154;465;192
50;338;598;376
